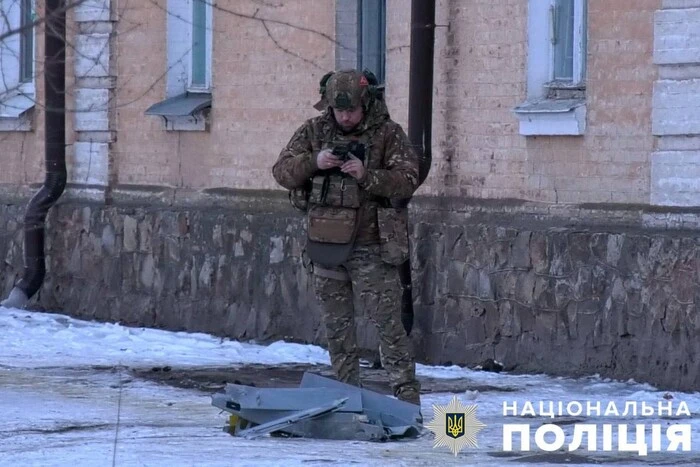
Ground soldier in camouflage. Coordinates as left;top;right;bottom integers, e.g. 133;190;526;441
272;69;421;407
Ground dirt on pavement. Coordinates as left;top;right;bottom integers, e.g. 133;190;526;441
131;362;519;396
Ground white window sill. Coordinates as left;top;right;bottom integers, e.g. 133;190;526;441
160;113;209;132
145;92;211;132
513;99;586;136
0;93;35;132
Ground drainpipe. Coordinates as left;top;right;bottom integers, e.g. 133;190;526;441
2;0;67;308
397;0;435;335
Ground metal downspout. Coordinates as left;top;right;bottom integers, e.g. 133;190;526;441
2;0;67;308
398;0;436;335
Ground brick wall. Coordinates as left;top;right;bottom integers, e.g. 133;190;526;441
336;0;359;70
113;0;334;191
427;0;529;199
384;0;411;129
0;0;668;207
0;132;41;185
651;0;700;205
418;0;659;205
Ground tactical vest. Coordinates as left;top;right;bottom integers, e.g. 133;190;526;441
300;105;411;269
305;129;373;268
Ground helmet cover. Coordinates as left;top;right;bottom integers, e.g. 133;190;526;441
324;69;370;110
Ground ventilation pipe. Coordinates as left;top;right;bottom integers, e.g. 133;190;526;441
398;0;435;335
2;0;67;308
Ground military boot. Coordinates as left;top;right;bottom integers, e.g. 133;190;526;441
396;386;421;406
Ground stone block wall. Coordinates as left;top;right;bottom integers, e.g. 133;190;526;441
0;190;322;345
1;190;698;392
411;201;699;392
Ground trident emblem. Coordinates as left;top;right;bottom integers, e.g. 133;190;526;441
446;413;465;439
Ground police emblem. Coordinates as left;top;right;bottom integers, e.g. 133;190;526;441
446;413;465;439
426;396;486;456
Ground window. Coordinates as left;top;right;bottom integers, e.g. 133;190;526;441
0;0;35;130
146;0;212;131
513;0;587;136
190;0;209;90
335;0;387;83
19;0;32;83
357;0;386;84
551;0;586;84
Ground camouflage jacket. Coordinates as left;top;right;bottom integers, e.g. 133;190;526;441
272;99;419;244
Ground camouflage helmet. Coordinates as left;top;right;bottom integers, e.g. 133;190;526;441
316;69;371;111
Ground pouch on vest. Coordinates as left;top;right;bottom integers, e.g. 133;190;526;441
308;175;361;208
377;207;410;265
306;205;360;268
307;206;358;244
289;186;310;212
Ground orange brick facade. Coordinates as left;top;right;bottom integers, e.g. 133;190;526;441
113;1;334;190
0;0;664;206
423;0;658;204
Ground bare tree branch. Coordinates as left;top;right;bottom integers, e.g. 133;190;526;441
145;0;354;55
0;0;362;116
210;0;351;53
0;0;91;43
258;11;325;70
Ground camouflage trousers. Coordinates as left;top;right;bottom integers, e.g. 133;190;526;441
313;244;421;406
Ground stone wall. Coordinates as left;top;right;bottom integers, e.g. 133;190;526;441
0;188;323;345
1;189;698;391
411;200;699;393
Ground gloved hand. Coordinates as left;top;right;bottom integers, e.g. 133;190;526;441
340;154;366;181
316;149;343;170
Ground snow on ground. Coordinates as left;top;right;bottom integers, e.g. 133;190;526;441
0;307;331;369
1;306;700;466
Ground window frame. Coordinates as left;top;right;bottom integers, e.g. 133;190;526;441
19;0;33;85
525;0;588;101
166;0;213;97
357;0;386;84
550;0;587;85
188;0;212;92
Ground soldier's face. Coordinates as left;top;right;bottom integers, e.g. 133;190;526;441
333;106;364;131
